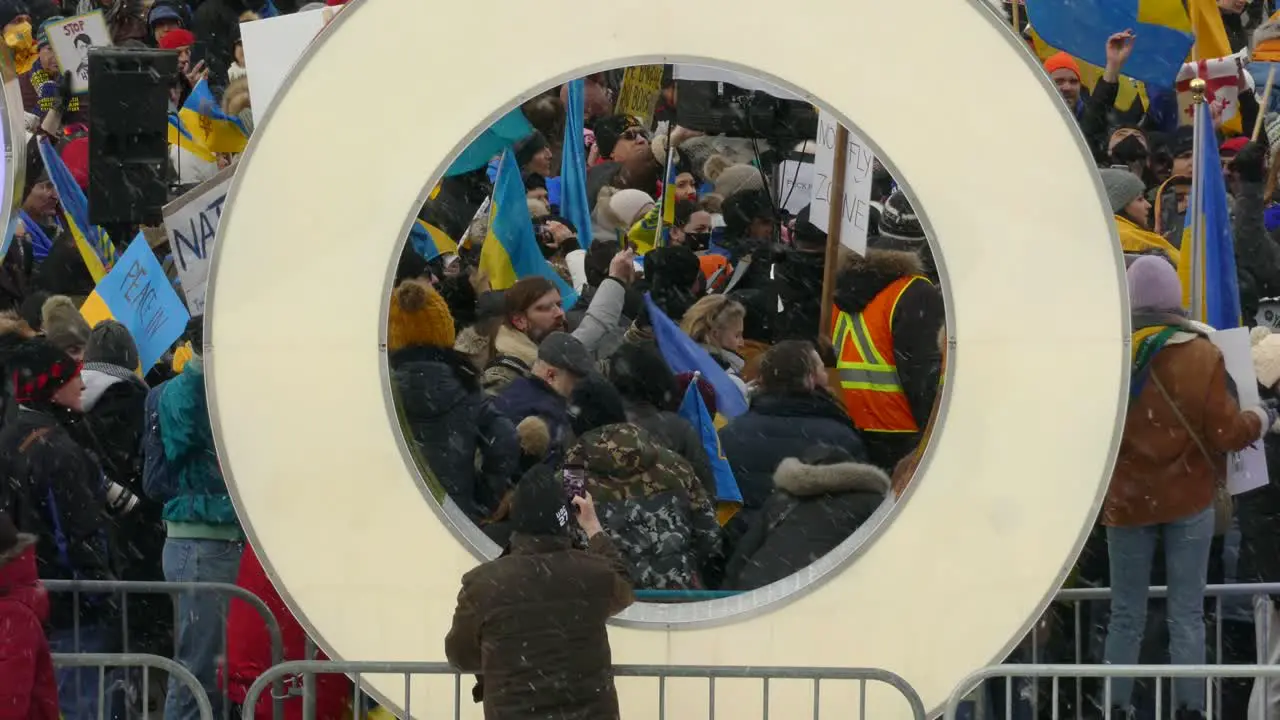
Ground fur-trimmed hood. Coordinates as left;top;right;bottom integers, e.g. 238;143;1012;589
834;248;925;313
0;533;35;567
493;325;538;367
772;457;891;498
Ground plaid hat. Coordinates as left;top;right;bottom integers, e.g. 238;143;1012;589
9;337;81;405
511;465;570;536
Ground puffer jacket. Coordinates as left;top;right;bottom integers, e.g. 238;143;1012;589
723;457;890;591
0;536;59;720
391;345;518;520
564;423;722;590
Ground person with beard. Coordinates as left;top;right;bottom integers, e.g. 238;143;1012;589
720;341;868;537
481;248;634;396
389;279;517;521
0;337;117;720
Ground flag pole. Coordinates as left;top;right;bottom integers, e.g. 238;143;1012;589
654;140;675;248
818;125;850;336
1188;77;1206;322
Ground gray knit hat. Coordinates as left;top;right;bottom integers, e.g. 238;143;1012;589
85;319;139;370
41;295;90;356
1098;168;1146;214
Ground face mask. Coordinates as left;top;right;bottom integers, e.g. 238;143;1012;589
685;231;711;251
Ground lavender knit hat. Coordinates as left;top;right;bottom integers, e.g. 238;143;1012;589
1126;255;1183;313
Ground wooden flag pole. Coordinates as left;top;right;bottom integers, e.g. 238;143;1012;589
818;124;850;337
1255;65;1277;141
1010;0;1021;36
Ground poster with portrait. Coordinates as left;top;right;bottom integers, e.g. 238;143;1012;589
47;11;112;95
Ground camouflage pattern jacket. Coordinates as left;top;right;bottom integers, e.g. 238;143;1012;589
565;423;723;590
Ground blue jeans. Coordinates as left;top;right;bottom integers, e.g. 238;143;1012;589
47;623;120;720
1103;507;1215;712
162;537;244;720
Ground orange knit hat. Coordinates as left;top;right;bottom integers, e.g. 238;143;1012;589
1043;52;1081;80
387;279;455;353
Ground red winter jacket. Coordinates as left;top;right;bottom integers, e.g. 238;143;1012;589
0;539;59;720
223;543;351;720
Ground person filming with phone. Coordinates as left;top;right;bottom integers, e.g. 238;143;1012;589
445;467;634;720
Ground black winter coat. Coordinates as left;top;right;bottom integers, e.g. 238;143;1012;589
392;345;519;521
723;457;890;591
720;391;867;510
0;405;114;628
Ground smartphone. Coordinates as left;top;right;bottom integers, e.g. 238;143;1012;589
187;41;208;71
563;465;586;502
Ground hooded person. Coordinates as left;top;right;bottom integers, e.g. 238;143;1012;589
722;445;891;590
388;279;518;521
0;337;118;720
563;374;723;590
445;467;634;720
829;216;945;473
1101;167;1178;265
0;509;59;720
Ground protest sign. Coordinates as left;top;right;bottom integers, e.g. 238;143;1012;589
614;64;665;128
47;11;111;95
240;10;327;123
1212;327;1270;496
776;160;813;215
81;235;190;371
809;110;875;255
164;165;234;314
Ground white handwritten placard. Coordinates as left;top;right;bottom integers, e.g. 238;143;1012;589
809;110;875;255
776;160;813;216
1212;326;1270;496
163;165;234;314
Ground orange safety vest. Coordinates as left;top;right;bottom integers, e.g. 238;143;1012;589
830;275;927;434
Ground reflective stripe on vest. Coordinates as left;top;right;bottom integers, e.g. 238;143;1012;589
831;275;926;433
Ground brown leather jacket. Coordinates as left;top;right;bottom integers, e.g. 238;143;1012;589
445;532;634;720
1105;331;1265;527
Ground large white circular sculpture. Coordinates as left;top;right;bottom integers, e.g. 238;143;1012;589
205;0;1129;716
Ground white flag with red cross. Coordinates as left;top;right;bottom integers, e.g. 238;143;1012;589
1175;50;1254;128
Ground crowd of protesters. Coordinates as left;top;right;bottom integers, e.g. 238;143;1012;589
0;0;1279;719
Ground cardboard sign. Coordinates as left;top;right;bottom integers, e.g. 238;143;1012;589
163;165;235;314
1212;326;1270;496
239;10;327;123
47;11;111;95
614;64;665;128
809;110;875;255
776;160;813;215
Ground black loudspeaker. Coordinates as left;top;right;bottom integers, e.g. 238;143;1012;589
88;48;178;226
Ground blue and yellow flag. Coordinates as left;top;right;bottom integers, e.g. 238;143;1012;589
167;114;216;164
677;374;743;525
658;142;678;249
448;107;533;177
560;79;593;248
408;219;457;262
37;138;114;282
479;148;579;306
1178;101;1241;329
1027;0;1194;88
179;79;249;154
643;292;748;419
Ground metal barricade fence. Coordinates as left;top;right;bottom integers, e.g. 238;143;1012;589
53;653;214;720
44;579;286;720
240;661;928;720
942;664;1280;720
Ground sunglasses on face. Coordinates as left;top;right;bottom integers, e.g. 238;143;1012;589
621;128;649;142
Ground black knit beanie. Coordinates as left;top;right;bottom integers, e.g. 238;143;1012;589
511;465;569;537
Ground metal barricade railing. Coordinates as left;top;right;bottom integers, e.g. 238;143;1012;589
240;661;928;720
45;579;286;720
943;664;1280;720
53;652;214;720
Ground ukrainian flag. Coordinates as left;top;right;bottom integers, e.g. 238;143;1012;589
447;107;533;177
168;114;216;164
560;79;594;248
677;374;744;526
643;292;748;419
478;148;579;306
179;79;249;155
37;138;113;282
658;142;678;249
1028;30;1149;113
408;219;457;262
1179;101;1241;329
1027;0;1193;88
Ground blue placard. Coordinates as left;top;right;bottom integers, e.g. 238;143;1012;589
94;234;191;370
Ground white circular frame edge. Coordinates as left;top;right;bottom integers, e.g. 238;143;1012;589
205;0;1129;716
